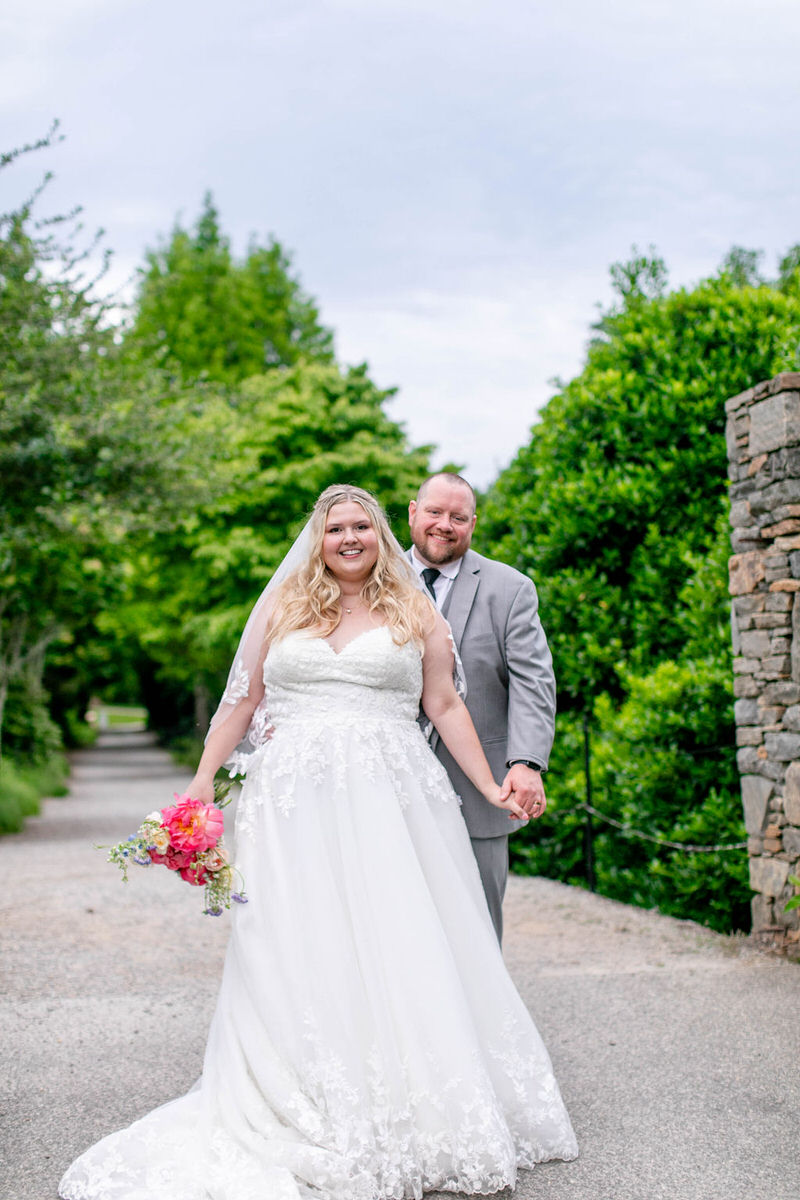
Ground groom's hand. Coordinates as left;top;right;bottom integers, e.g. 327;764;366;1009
499;764;547;819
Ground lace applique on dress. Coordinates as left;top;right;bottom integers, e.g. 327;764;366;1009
59;625;577;1200
235;628;458;839
221;658;250;705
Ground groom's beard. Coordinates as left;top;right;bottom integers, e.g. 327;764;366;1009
412;531;468;565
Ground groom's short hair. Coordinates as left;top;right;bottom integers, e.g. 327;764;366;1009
416;472;477;512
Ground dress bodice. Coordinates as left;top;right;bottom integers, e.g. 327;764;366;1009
263;627;422;728
239;626;439;827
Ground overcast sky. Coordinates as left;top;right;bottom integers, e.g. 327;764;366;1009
3;0;800;486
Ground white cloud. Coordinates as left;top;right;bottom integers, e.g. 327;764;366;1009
2;0;799;485
330;279;600;486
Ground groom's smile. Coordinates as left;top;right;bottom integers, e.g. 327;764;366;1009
408;477;476;567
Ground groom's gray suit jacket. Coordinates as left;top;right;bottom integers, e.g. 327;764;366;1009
415;548;556;840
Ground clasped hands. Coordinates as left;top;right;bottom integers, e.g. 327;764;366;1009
487;762;547;822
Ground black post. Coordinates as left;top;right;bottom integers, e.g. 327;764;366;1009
582;711;595;892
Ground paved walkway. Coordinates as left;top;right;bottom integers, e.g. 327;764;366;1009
1;732;799;1200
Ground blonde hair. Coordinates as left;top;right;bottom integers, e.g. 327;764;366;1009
268;485;434;646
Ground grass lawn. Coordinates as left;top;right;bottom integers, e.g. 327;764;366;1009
90;706;148;731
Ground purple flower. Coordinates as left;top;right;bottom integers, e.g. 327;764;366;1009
232;893;248;904
203;907;223;917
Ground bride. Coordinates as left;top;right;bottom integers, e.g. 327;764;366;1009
59;484;577;1200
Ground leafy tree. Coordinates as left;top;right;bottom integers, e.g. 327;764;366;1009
719;246;765;288
480;251;800;705
608;244;669;303
127;193;334;383
511;514;749;932
779;245;800;290
0;127;214;760
1;171;431;763
112;359;434;739
478;248;800;930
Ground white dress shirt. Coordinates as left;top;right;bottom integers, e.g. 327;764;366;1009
410;548;462;610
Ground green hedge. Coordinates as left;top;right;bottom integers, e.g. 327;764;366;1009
0;754;69;834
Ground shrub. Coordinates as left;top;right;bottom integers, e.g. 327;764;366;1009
0;760;41;833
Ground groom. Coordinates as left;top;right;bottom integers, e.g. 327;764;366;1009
408;472;556;942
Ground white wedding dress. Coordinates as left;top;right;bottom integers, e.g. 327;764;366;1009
60;627;577;1200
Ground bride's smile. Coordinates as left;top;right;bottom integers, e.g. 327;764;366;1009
322;500;379;581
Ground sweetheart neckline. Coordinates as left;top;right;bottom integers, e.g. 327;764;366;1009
319;625;390;656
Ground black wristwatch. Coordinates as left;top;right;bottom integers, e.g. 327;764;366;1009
507;759;543;772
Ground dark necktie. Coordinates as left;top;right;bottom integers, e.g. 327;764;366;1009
421;567;440;602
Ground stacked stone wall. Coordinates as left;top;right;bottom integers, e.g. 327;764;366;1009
726;372;800;938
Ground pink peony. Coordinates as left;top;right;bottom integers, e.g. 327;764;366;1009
160;794;224;854
149;847;193;871
179;863;209;887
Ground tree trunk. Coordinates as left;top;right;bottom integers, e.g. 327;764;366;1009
0;675;7;761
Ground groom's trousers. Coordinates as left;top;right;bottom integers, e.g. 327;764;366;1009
469;834;509;944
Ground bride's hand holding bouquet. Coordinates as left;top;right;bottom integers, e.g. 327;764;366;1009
185;773;215;807
104;780;246;915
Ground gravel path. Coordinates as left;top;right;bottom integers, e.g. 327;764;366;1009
1;731;799;1200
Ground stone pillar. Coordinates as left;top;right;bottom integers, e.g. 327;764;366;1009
726;372;800;939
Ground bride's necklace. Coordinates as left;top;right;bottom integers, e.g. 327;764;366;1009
340;596;364;615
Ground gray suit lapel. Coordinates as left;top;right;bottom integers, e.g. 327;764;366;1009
443;551;481;648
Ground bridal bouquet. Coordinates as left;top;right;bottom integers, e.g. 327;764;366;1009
106;783;247;915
